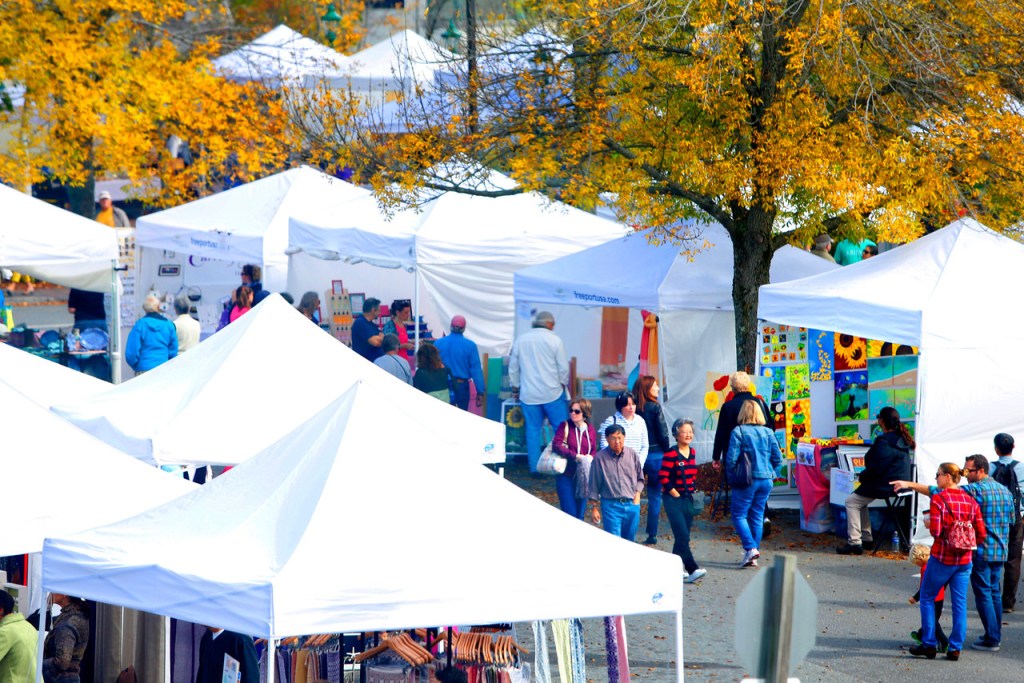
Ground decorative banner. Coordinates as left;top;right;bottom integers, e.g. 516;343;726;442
760;323;808;365
702;372;732;433
834;333;868;370
835;370;869;421
785;364;810;400
761;365;787;403
784;398;811;458
808;329;834;382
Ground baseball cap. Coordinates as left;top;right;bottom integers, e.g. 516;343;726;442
98;190;112;200
451;315;467;329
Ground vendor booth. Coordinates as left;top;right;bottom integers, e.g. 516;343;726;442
43;382;684;681
324;30;454;100
53;295;505;466
758;218;1024;532
213;24;349;88
288;169;628;356
0;342;109;408
512;225;838;456
1;183;122;379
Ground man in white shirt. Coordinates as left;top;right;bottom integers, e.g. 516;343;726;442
509;311;570;473
173;294;201;353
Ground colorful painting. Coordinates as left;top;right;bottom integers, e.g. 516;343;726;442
868;339;920;358
751;374;774;406
837;424;860;439
893;387;917;419
892;356;918;388
869;389;894;417
774;461;792;488
835;370;869;421
834;333;868;370
761;365;787;403
785;398;811;458
759;323;809;365
702;372;732;432
785;364;810;400
808;329;834;381
770;401;787;430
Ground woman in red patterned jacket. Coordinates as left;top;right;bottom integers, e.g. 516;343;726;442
910;462;986;661
659;418;706;584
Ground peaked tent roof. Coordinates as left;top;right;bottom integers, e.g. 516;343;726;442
213;25;349;87
330;30;456;91
1;381;194;556
0;183;119;292
135;167;368;286
43;382;681;638
513;224;838;311
53;295;504;465
0;343;110;408
757;218;1022;347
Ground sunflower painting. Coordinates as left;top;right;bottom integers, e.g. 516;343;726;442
503;403;527;453
835;333;868;370
867;339;920;358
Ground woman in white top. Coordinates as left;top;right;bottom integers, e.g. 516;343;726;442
598;391;649;466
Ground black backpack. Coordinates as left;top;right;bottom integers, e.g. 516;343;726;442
992;461;1022;519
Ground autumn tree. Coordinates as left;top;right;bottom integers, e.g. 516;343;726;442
319;0;1024;370
0;0;300;217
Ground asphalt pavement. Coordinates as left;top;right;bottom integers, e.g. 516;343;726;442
504;461;1024;682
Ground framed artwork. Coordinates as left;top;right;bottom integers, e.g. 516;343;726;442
808;328;834;381
837;424;860;439
785;364;810;400
331;280;345;295
349;292;365;314
835;370;869;421
835;333;867;370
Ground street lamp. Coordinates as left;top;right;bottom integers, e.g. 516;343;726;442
441;18;462;53
321;4;342;44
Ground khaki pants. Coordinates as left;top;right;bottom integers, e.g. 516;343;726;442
845;492;875;545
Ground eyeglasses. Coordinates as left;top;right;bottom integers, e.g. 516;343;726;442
935;472;947;478
570;408;583;414
963;467;979;473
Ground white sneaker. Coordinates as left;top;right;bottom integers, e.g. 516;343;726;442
739;549;757;568
751;548;761;560
684;568;707;584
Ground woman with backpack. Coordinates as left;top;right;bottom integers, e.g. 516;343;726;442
725;399;783;568
910;462;986;661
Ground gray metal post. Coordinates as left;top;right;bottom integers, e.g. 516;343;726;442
763;553;797;682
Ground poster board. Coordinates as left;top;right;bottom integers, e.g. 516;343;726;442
325;289;353;346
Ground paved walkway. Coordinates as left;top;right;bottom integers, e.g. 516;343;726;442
504;461;1023;682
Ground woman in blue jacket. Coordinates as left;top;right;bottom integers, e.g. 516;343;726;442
126;295;178;373
726;399;783;568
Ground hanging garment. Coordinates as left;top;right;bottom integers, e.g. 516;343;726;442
569;619;586;683
603;617;630;683
532;621;551;683
551;620;573;683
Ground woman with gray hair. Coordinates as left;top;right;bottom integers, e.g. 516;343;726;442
125;294;178;373
660;418;706;583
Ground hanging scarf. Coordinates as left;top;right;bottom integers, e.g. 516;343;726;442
603;616;630;683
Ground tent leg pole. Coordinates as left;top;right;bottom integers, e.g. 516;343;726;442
35;555;47;683
268;637;277;683
164;615;171;683
675;608;683;683
110;258;122;384
413;267;420;355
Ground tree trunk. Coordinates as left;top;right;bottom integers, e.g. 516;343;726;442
66;178;96;220
730;205;775;372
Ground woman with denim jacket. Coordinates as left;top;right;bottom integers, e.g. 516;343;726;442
726;400;783;568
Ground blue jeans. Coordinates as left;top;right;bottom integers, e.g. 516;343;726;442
523;398;569;472
730;478;772;551
556;473;587;520
644;452;664;538
600;499;640;541
971;558;1004;644
920;557;971;651
663;495;699;574
452;378;471;410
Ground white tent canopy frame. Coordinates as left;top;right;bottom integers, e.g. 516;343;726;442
287;169;628;355
213;24;350;88
43;381;684;682
758;218;1024;505
513;225;839;455
135;166;369;293
53;294;505;466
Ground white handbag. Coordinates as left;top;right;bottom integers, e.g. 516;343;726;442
537;424;570;475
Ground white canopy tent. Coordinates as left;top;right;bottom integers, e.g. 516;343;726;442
288;171;628;354
213;24;350;88
0;183;119;292
53;294;504;466
135;166;368;292
0;343;109;408
759;217;1024;491
327;30;454;94
43;381;684;680
513;226;838;455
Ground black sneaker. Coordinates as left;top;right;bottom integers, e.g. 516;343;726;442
836;543;864;555
642;536;658;545
909;644;936;659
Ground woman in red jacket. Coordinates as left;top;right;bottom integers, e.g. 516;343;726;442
552;397;598;520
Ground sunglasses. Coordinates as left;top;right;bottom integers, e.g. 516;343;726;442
963;467;979;473
570;408;583;414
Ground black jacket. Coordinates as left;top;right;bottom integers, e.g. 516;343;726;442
639;401;671;453
195;630;259;683
857;431;912;498
712;392;772;462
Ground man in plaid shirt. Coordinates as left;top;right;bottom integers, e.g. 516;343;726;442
894;453;1014;651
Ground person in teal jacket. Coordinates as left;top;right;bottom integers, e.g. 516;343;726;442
126;295;178;373
0;591;37;683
